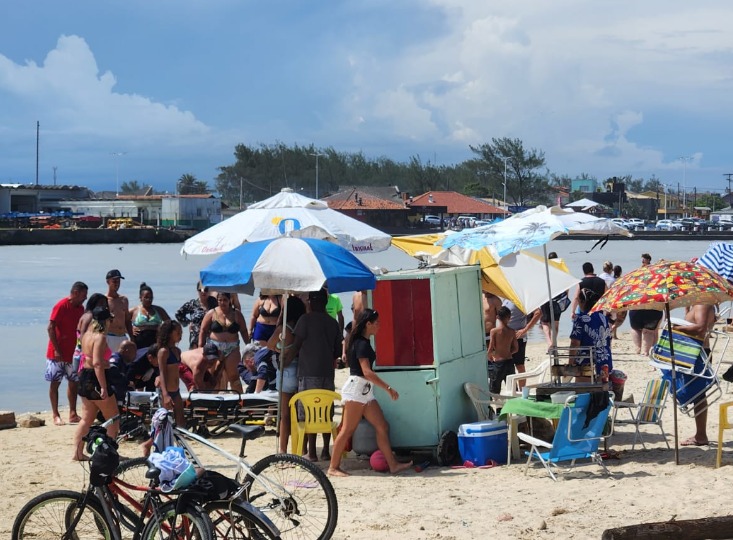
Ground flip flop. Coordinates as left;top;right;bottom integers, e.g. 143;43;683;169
681;437;709;447
451;459;499;469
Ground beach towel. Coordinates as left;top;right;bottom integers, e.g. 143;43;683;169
150;407;174;453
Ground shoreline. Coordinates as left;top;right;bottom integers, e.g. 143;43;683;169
0;227;194;245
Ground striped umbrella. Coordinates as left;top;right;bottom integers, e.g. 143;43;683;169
698;242;733;283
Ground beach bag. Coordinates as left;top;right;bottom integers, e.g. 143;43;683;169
555;292;571;313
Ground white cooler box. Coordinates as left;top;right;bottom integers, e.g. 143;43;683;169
458;420;508;465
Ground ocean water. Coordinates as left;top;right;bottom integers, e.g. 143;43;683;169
0;238;715;413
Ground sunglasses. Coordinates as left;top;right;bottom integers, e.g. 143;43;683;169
198;287;209;293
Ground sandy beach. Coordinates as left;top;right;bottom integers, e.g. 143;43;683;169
3;330;733;539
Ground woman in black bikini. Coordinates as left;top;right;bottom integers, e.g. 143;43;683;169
250;294;282;345
157;320;185;426
200;293;250;392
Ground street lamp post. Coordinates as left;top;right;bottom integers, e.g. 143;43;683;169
500;157;512;210
309;153;325;199
110;151;127;198
679;156;692;217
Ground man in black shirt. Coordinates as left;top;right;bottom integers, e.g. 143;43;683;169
570;262;607;319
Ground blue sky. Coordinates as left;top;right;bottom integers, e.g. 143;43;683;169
1;0;732;194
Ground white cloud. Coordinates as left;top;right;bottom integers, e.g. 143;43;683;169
0;35;211;147
335;1;733;177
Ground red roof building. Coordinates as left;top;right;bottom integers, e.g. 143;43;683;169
409;191;508;217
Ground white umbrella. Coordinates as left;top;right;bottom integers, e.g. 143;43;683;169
437;206;631;346
182;188;392;255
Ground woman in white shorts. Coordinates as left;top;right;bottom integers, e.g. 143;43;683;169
328;309;412;477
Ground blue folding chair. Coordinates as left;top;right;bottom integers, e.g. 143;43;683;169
517;392;614;481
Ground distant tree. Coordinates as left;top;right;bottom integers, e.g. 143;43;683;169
120;180;143;193
695;193;724;211
643;175;663;193
462;181;489;198
626;177;644;192
469;137;547;206
177;173;209;194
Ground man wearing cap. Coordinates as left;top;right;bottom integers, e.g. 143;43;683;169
285;288;343;461
179;342;222;391
45;281;88;426
105;269;133;352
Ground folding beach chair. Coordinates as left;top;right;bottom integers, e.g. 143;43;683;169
649;328;729;417
612;378;670;450
517;392;614;481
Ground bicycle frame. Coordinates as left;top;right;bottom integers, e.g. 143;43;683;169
173;425;286;501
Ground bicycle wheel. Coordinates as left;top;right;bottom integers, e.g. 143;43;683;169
140;500;214;540
206;500;280;540
113;456;151;531
12;489;114;540
244;454;337;540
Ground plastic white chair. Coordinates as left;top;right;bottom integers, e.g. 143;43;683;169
504;359;551;397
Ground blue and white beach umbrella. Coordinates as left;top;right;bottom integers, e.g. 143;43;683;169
200;236;377;295
698;242;733;283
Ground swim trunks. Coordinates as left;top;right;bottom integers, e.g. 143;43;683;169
45;359;79;383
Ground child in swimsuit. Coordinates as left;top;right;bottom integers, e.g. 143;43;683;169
157;320;185;427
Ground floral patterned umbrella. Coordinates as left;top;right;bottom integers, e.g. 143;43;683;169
590;260;733;464
590;260;733;313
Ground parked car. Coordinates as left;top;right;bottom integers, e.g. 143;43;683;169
656;219;683;231
424;215;442;226
611;218;631;229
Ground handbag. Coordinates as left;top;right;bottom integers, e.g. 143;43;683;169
554;292;571;313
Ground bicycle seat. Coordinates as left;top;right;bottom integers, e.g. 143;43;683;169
228;424;266;458
228;424;265;440
145;466;162;481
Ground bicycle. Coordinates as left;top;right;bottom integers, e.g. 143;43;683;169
12;416;214;540
115;410;338;539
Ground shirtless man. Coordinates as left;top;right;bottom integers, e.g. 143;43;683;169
179;342;222;391
482;291;502;345
674;303;716;447
351;290;367;322
105;269;133;352
487;306;519;394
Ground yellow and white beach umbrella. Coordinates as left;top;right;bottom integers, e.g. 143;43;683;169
392;233;579;314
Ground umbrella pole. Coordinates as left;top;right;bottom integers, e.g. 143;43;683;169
543;245;558;350
665;303;680;465
275;295;289;453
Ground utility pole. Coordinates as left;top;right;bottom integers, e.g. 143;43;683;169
35;121;40;186
52;166;57;186
679;156;692;217
309;153;325;199
725;173;733;202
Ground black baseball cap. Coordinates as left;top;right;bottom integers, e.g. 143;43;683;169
106;269;125;280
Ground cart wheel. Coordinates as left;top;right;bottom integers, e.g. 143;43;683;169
437;430;459;465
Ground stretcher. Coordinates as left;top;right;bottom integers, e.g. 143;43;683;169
182;389;279;436
117;390;159;440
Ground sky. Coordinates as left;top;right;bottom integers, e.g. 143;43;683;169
1;0;732;194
